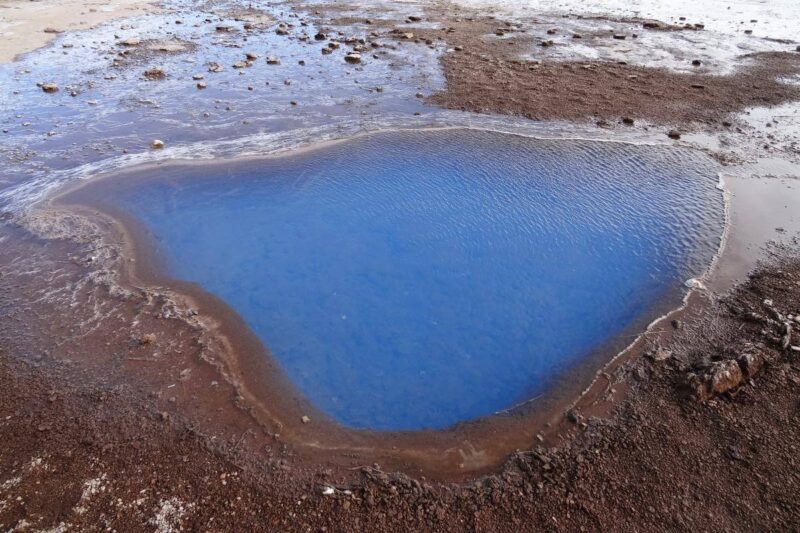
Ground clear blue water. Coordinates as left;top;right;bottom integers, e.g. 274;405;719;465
109;129;723;431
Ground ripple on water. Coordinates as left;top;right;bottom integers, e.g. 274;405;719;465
93;129;724;430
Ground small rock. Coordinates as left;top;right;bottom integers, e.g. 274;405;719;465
691;59;702;66
232;60;248;69
613;34;626;40
667;130;681;140
192;73;204;80
621;117;634;125
196;82;207;89
143;68;166;80
689;359;744;401
41;83;59;93
245;52;259;60
150;139;165;149
314;31;327;41
120;38;141;46
266;56;281;65
344;52;361;64
208;62;224;72
43;27;61;34
301;415;311;424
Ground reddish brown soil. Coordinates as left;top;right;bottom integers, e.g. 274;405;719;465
3;223;800;530
412;15;800;126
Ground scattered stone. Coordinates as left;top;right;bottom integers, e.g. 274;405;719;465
266;56;281;65
642;20;664;29
613;34;626;40
621;117;634;125
232;61;248;69
301;415;311;424
43;27;61;34
689;359;744;401
150;139;165;149
691;83;705;89
408;15;422;22
143;68;166;80
196;82;207;89
41;83;59;93
62;43;74;48
540;40;554;47
344;52;362;64
737;351;764;379
208;62;224;72
691;59;702;66
245;52;259;60
647;347;672;362
314;31;327;41
192;73;204;80
120;38;141;46
667;130;681;140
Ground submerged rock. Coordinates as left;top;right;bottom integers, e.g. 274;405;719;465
143;68;166;80
344;52;362;64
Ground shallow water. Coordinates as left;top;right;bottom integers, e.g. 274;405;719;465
95;129;724;431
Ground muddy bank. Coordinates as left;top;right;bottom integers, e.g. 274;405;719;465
408;12;800;126
2;243;800;530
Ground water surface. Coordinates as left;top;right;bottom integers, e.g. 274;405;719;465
103;129;723;430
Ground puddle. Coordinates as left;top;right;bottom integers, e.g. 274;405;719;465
69;128;724;431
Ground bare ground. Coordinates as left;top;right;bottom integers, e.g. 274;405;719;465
2;241;800;531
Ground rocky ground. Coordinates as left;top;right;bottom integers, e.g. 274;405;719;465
2;0;800;531
2;248;800;531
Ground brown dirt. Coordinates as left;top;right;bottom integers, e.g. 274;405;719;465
410;14;800;126
3;215;800;530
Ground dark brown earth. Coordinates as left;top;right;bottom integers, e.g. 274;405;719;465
3;3;800;531
413;15;800;127
3;225;800;530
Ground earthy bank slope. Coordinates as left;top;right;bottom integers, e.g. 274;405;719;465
2;250;800;531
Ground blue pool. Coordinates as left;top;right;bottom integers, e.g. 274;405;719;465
108;129;723;431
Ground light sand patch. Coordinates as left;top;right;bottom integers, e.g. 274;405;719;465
0;0;160;63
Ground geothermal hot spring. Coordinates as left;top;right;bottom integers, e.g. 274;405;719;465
82;129;724;431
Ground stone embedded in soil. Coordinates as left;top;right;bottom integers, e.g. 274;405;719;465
689;360;744;401
120;38;141;46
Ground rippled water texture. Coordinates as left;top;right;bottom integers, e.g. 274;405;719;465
102;129;723;430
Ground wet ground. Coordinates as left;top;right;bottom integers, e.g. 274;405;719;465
1;0;800;530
